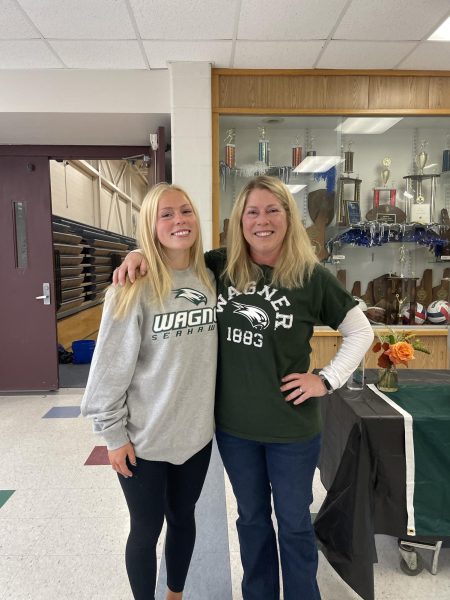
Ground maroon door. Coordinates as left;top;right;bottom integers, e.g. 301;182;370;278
0;156;58;391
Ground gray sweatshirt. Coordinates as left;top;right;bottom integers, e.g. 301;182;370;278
81;268;217;464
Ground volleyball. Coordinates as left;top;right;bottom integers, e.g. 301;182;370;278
400;302;427;325
427;300;450;324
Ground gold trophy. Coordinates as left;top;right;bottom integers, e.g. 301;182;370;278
381;157;391;187
415;140;428;175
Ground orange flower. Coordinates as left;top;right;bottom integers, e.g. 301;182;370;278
385;341;415;366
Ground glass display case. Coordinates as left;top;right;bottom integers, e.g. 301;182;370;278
219;115;450;333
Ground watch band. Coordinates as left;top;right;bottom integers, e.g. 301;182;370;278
319;374;334;395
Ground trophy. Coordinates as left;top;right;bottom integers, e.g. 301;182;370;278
381;157;391;187
292;136;302;168
415;140;428;175
371;156;398;212
344;141;354;174
306;135;316;157
442;133;450;172
224;129;235;168
258;127;270;166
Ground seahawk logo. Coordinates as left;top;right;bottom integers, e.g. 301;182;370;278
232;302;270;330
173;288;207;306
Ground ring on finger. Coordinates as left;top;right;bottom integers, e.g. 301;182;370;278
298;386;303;394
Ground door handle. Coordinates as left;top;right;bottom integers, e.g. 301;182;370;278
35;282;51;305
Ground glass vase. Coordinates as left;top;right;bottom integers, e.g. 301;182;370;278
377;364;399;393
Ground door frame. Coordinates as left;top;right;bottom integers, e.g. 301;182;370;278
0;139;165;391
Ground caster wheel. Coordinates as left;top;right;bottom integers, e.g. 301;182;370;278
400;552;424;576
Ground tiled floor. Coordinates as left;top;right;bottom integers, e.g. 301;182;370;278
1;389;449;599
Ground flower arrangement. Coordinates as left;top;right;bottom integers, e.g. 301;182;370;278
372;330;430;368
373;330;430;392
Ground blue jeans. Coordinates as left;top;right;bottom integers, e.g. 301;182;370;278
216;430;321;600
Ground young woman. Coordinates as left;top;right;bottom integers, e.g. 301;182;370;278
82;183;217;600
114;176;374;600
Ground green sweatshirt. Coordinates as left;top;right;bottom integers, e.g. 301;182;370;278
205;249;357;443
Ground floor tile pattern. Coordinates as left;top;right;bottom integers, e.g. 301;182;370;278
84;445;110;465
42;405;81;418
0;389;449;599
0;491;15;510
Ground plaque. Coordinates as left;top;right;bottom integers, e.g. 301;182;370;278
410;203;431;224
366;204;406;223
346;201;361;224
377;212;397;224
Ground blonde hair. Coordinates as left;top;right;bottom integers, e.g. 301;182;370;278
224;175;318;291
113;183;213;318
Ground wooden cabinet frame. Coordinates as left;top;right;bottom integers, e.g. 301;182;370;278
212;68;450;247
211;69;450;368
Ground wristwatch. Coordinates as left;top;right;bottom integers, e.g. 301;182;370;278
319;374;334;395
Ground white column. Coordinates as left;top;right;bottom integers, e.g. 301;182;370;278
169;62;213;249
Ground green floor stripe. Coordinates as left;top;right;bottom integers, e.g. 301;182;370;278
0;490;15;509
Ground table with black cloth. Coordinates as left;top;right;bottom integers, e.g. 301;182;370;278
314;369;450;600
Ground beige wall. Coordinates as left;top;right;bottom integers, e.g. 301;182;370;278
50;159;147;237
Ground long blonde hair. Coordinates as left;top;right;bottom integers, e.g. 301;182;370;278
113;183;213;318
224;175;319;290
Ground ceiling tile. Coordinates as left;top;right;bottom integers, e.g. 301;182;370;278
234;41;323;69
238;0;348;40
143;40;231;69
18;0;135;39
0;0;38;39
130;0;236;40
399;41;450;70
49;41;147;69
0;40;62;67
317;40;416;69
334;0;450;41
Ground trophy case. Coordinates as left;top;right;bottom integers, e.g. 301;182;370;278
218;115;450;366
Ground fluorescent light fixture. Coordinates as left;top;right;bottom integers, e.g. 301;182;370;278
429;16;450;41
336;117;403;134
294;156;344;173
286;184;307;194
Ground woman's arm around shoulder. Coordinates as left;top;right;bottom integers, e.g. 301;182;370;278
113;250;147;285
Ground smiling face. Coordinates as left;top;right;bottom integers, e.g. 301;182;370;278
241;188;288;265
155;189;198;268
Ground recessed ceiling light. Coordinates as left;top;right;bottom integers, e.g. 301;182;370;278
336;117;403;134
429;16;450;41
287;184;307;194
293;156;344;173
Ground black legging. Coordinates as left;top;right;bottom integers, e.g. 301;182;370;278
118;441;212;600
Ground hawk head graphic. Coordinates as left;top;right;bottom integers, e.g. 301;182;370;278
231;302;270;330
173;288;207;306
